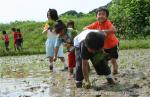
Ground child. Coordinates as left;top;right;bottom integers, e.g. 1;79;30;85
16;28;23;50
42;8;67;71
84;7;119;75
74;30;115;88
2;31;9;51
11;28;17;51
65;20;77;77
53;20;72;71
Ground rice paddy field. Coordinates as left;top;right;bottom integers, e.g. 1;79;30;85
0;49;150;97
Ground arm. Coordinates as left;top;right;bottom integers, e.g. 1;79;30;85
82;59;91;89
42;29;48;34
82;59;90;82
101;20;117;35
53;47;59;61
53;37;62;61
42;23;49;34
83;22;97;30
102;25;117;34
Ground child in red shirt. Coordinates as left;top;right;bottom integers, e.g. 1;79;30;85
2;30;9;51
11;28;17;51
84;7;119;75
16;28;23;50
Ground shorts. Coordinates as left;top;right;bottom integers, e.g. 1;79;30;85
104;45;119;59
45;38;64;58
68;51;76;68
5;41;9;48
16;39;22;47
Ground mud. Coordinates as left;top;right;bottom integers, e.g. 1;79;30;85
0;49;150;97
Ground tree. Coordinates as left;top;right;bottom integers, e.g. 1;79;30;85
109;0;150;38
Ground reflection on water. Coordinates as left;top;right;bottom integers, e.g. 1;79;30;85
0;55;75;97
0;72;75;97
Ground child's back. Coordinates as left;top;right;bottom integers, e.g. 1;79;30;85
2;34;9;42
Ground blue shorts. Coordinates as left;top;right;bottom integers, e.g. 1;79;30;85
45;38;64;58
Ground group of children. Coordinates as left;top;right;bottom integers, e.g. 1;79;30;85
43;7;119;89
1;28;23;51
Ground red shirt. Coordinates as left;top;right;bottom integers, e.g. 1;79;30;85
16;32;22;39
84;19;119;49
13;32;17;43
2;34;9;42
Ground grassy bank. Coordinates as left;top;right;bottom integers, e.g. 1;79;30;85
119;39;150;50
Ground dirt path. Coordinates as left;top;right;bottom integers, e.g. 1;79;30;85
0;49;150;97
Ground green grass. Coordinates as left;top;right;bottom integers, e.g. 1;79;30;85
0;39;150;56
119;39;150;49
0;15;150;56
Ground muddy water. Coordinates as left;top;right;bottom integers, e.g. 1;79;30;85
0;49;150;97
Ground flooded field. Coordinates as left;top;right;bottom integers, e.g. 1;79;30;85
0;49;150;97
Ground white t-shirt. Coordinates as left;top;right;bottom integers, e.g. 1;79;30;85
47;29;56;38
74;29;100;47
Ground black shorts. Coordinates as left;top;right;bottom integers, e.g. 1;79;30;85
104;45;119;59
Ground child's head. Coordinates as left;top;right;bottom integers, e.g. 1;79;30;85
11;28;16;32
84;31;105;53
47;8;59;21
67;20;75;29
2;30;6;34
96;7;109;23
16;28;20;32
54;20;67;36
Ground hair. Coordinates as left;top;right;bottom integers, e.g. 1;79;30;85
11;28;16;32
96;7;109;17
84;32;105;50
2;30;6;34
54;20;67;34
67;20;75;29
16;28;20;32
47;8;59;21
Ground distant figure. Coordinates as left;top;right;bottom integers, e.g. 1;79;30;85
2;30;9;51
42;8;68;71
16;28;23;50
11;28;17;51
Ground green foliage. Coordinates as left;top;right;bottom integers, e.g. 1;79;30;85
60;13;96;31
60;10;85;17
109;0;150;38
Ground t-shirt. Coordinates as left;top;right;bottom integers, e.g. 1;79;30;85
84;19;119;49
55;28;78;48
74;29;100;48
55;33;70;48
13;32;17;40
67;28;77;45
80;41;109;63
43;21;56;38
2;34;9;42
80;41;93;60
16;32;23;39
